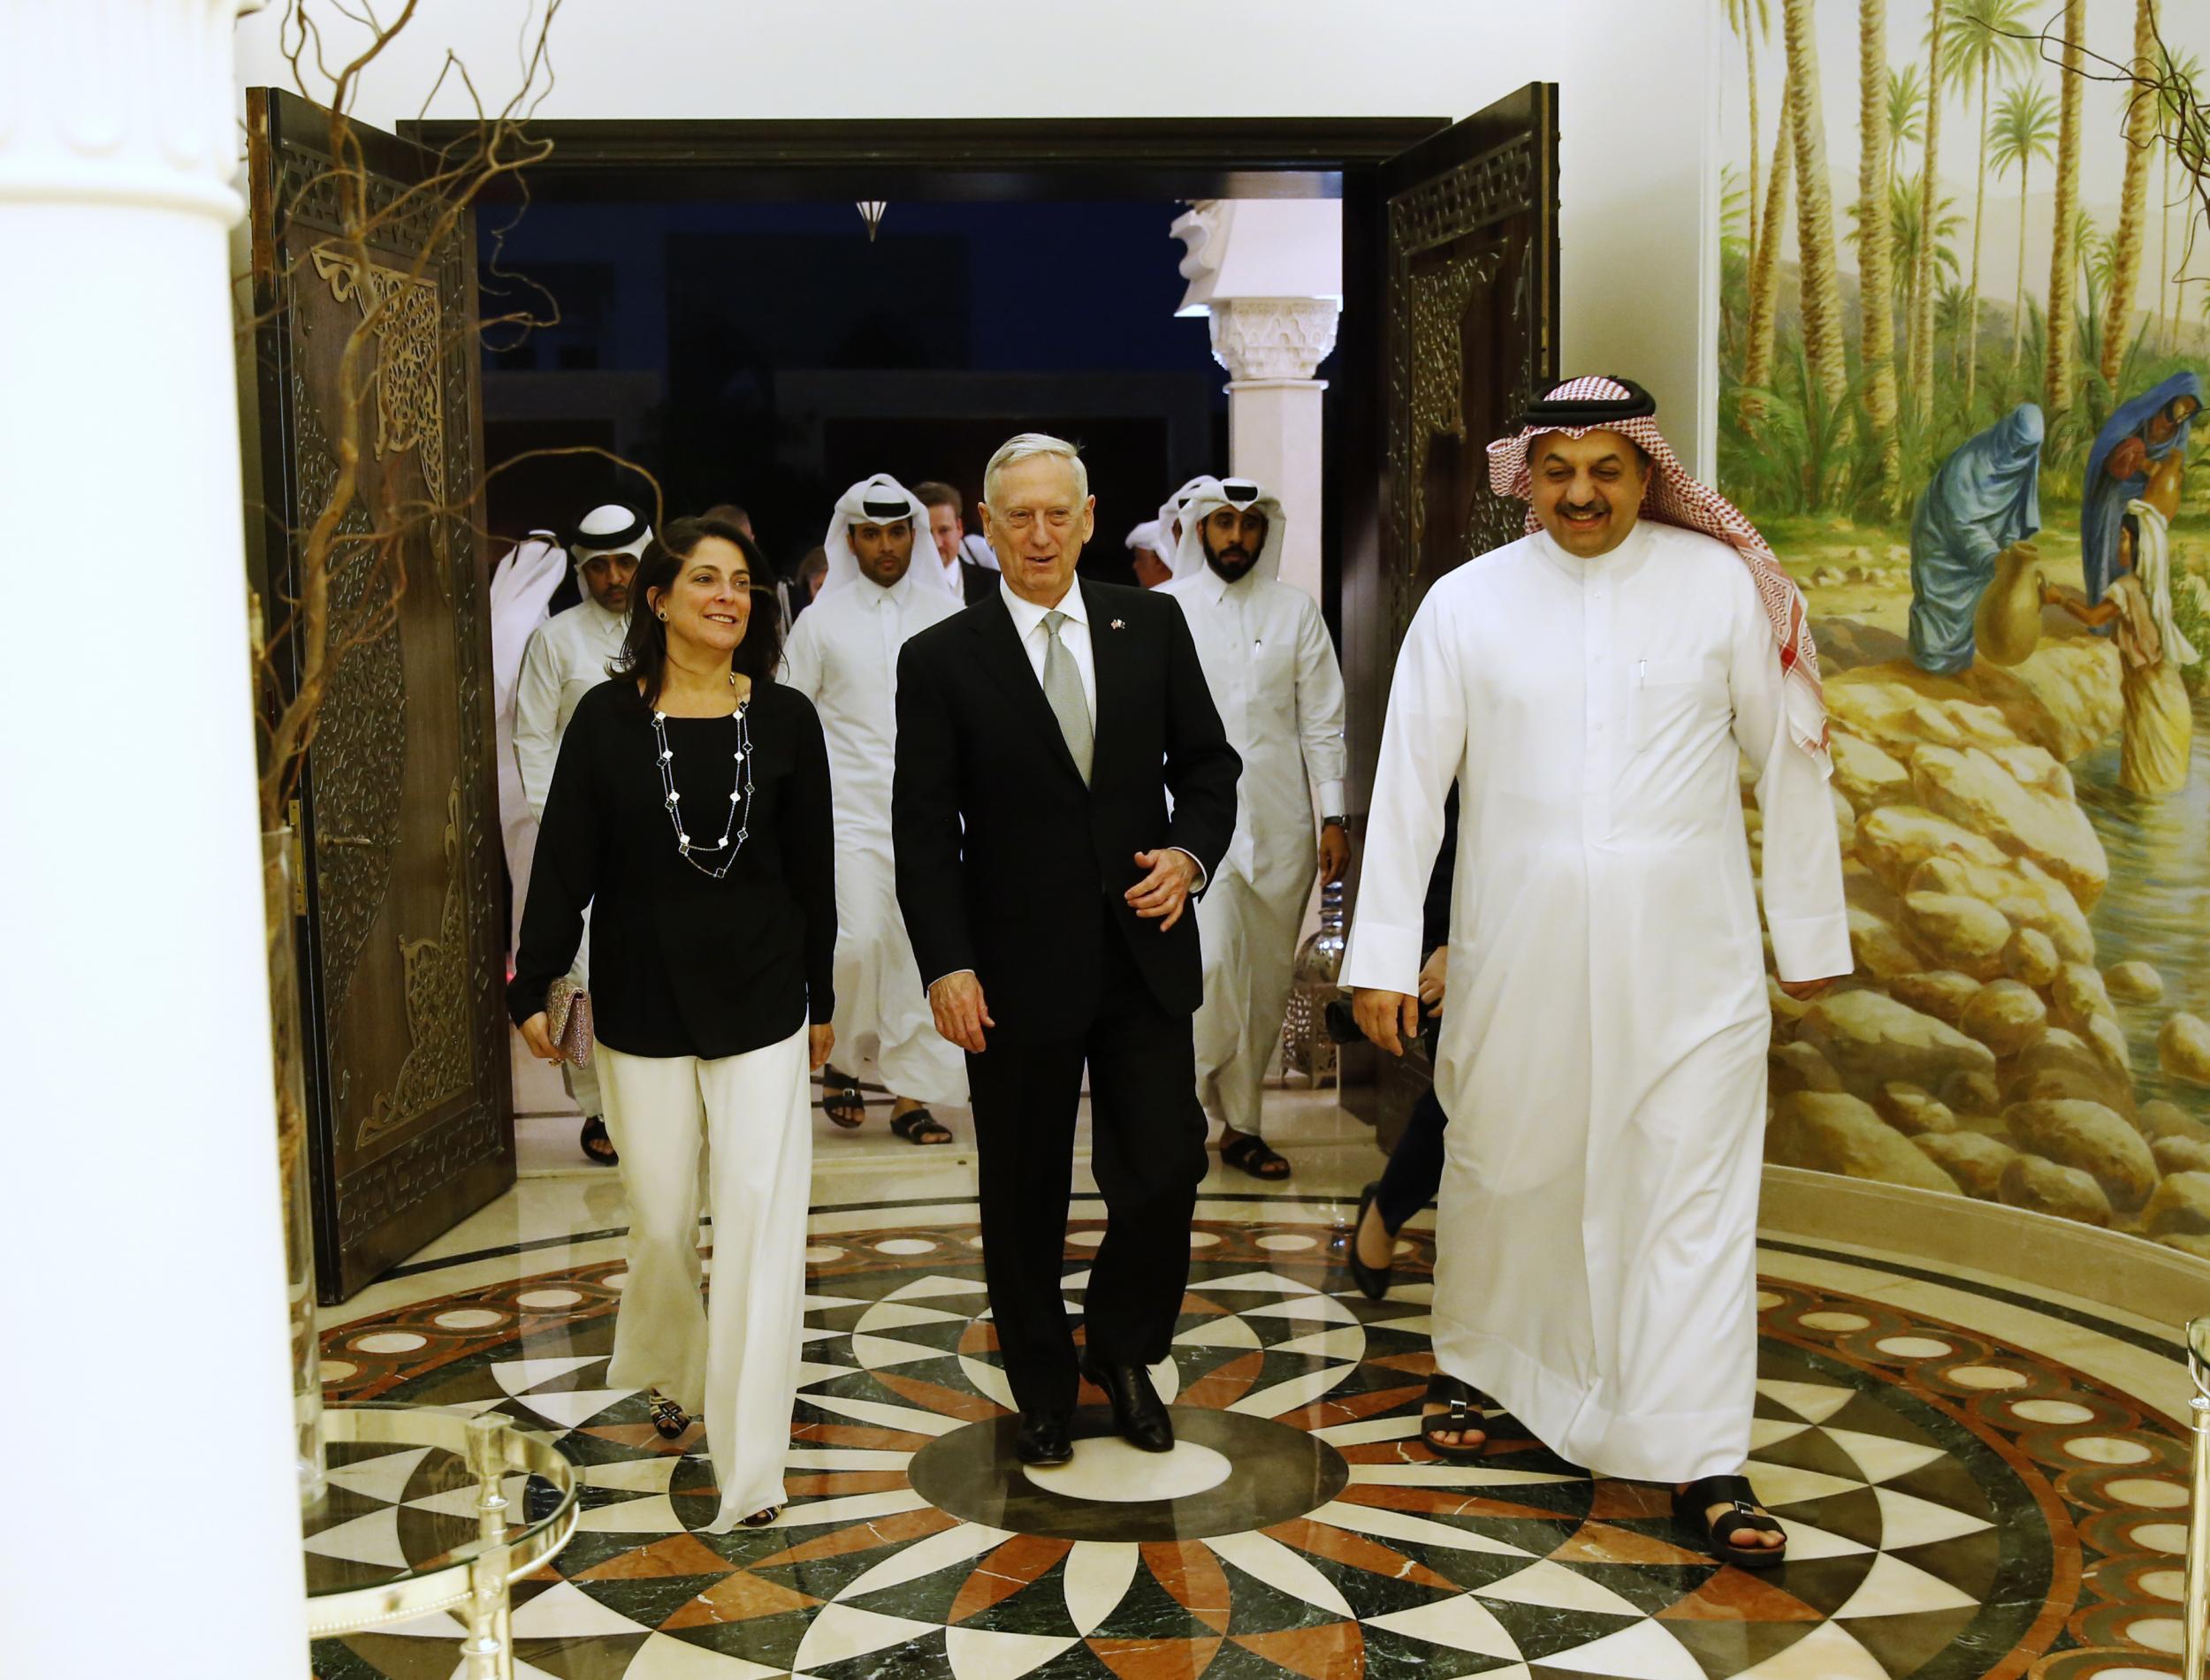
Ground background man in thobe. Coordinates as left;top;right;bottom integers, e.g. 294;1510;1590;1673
784;475;969;1144
1345;376;1848;1568
1123;519;1174;589
916;479;998;603
894;433;1238;1468
491;528;567;953
514;500;651;1168
1162;477;1348;1180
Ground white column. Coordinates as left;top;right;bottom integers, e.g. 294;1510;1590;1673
1208;298;1340;604
0;5;309;1677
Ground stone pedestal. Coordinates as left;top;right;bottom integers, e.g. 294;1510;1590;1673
0;4;310;1674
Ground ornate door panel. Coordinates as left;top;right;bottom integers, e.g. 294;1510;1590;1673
246;88;513;1301
1368;85;1558;1142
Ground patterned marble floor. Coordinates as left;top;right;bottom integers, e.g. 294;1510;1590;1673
307;1205;2197;1680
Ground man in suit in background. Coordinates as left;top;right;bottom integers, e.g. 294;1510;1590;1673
914;479;1000;604
894;433;1240;1467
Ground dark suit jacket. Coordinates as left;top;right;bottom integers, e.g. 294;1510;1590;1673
957;559;996;604
894;579;1240;1038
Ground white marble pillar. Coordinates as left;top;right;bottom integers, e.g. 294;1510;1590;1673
1208;297;1341;604
0;4;309;1675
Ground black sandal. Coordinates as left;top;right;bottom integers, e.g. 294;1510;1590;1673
1673;1473;1787;1570
740;1505;781;1529
580;1116;619;1167
1420;1373;1490;1461
1222;1131;1291;1180
820;1071;865;1130
1346;1182;1392;1301
889;1107;952;1146
646;1390;691;1441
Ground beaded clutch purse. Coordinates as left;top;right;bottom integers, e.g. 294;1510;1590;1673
545;977;595;1069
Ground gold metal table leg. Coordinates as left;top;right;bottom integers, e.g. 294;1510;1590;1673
460;1413;515;1680
2184;1320;2210;1679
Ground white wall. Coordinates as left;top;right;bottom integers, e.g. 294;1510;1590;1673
236;0;1719;473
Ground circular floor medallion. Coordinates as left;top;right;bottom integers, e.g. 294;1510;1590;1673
910;1407;1345;1542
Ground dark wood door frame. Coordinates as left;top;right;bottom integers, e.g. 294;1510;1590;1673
408;116;1448;677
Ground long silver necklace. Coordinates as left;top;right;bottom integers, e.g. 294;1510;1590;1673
650;674;753;880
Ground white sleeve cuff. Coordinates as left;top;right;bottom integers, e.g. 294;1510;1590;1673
1339;919;1423;995
1316;781;1346;821
1770;912;1853;985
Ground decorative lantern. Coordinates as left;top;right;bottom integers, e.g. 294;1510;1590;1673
857;201;888;241
1281;878;1349;1087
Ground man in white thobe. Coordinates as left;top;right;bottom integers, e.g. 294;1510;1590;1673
783;475;968;1142
1345;376;1848;1568
490;528;566;950
513;501;651;1167
1123;519;1174;589
1162;477;1348;1179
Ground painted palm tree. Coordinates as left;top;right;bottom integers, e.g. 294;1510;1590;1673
1887;64;1927;180
1941;0;2034;413
2153;43;2201;349
1909;0;1952;418
1878;179;1966;333
2100;0;2160;386
1989;80;2057;383
1726;0;1773;277
2073;214;2115;384
1743;68;1796;412
1856;0;1899;494
2045;0;2085;416
1783;0;1850;412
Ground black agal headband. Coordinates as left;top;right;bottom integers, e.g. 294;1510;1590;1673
1512;376;1658;431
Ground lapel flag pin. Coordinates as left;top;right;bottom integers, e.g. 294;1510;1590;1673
1110;619;1126;630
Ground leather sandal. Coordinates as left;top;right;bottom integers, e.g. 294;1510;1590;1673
740;1506;781;1528
1673;1473;1787;1569
1420;1372;1490;1462
646;1390;690;1441
820;1071;865;1129
889;1106;952;1145
1221;1131;1291;1180
579;1115;618;1167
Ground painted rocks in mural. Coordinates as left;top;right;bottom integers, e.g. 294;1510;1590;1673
1719;0;2210;1251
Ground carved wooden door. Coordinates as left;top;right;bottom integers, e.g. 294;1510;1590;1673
245;87;513;1301
1371;84;1558;1142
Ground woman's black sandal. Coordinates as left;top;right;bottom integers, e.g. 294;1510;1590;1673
1420;1373;1490;1461
820;1072;866;1130
889;1107;952;1146
646;1390;691;1441
1347;1182;1392;1301
579;1116;619;1167
1222;1132;1291;1180
740;1506;781;1529
1673;1474;1787;1570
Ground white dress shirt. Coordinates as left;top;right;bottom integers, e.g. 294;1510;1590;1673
999;576;1097;718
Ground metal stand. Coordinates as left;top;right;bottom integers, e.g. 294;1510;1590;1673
2187;1318;2210;1680
461;1414;517;1680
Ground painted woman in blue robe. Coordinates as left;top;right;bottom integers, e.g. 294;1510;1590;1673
2082;371;2202;608
1907;402;2043;675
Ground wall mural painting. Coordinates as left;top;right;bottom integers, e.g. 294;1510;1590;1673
1719;0;2210;1251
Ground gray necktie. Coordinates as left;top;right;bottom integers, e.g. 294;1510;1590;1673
1040;610;1094;784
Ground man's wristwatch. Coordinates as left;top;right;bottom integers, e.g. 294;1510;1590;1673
1321;815;1345;828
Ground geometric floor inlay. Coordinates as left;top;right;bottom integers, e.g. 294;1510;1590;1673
310;1218;2193;1678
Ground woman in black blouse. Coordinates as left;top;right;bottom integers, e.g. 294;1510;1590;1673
512;515;835;1532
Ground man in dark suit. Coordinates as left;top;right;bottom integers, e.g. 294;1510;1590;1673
894;434;1240;1467
914;479;1000;604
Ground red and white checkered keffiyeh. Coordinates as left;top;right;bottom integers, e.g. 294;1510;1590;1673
1485;375;1828;764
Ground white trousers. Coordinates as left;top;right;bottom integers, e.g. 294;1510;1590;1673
598;1027;812;1531
1192;869;1308;1136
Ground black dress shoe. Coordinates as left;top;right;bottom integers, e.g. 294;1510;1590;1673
1013;1412;1073;1466
1080;1358;1174;1453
